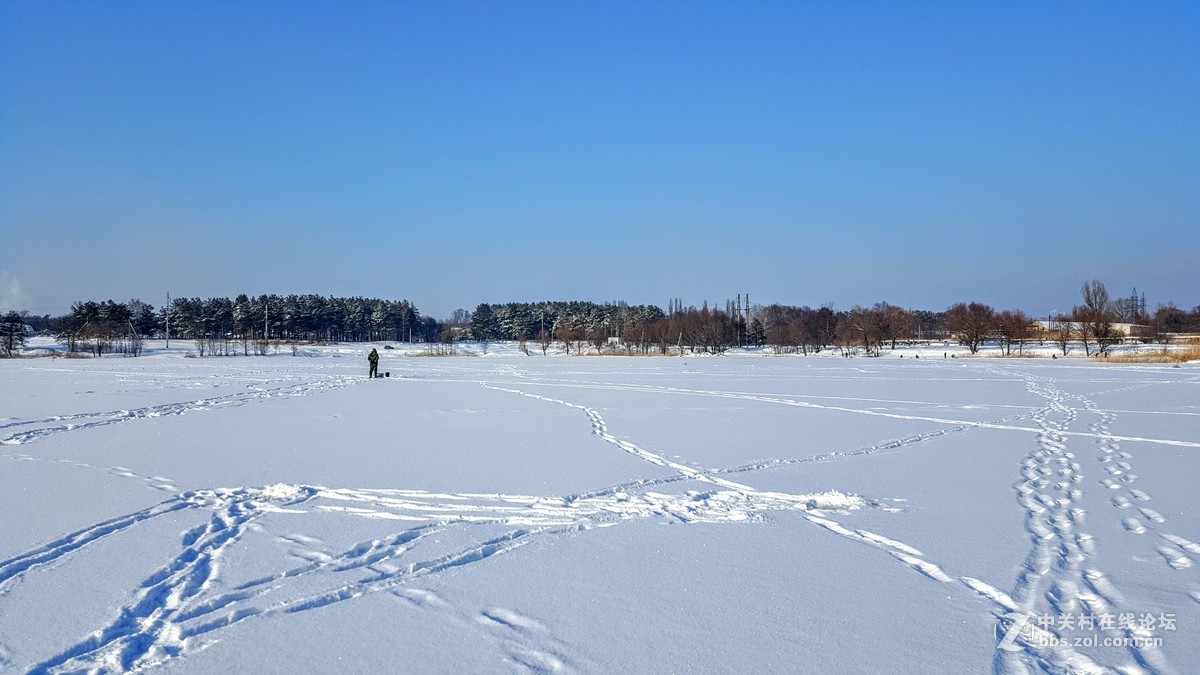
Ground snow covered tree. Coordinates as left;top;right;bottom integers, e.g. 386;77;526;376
128;299;159;337
1;311;27;356
470;303;502;341
57;300;131;355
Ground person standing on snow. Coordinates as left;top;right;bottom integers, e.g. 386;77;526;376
368;348;379;378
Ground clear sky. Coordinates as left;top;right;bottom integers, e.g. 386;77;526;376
2;1;1197;320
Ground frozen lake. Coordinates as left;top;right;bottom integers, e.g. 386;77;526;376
1;346;1197;673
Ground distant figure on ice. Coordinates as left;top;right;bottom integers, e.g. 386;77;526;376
368;348;379;378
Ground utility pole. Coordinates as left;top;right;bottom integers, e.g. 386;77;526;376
736;294;742;346
264;302;269;341
165;293;170;348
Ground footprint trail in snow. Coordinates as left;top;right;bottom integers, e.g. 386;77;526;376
4;361;1196;674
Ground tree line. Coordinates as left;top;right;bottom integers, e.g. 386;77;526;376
10;294;433;356
460;282;1200;357
2;280;1198;357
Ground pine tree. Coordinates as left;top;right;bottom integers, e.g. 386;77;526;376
749;318;767;346
470;303;502;341
1;311;27;356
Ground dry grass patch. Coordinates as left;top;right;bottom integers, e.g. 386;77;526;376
1102;345;1200;363
582;351;676;357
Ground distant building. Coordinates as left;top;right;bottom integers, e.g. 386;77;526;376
1033;321;1152;338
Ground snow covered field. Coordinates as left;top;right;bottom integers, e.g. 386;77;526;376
1;343;1197;674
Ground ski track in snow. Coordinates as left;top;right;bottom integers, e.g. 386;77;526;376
4;362;1195;673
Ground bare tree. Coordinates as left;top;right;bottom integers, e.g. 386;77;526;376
832;315;859;357
943;302;995;354
994;310;1032;356
1081;280;1110;319
554;322;575;354
1072;307;1095;356
785;319;806;355
590;326;607;354
1077;280;1118;356
874;303;914;351
843;306;881;356
649;317;676;355
1049;314;1074;356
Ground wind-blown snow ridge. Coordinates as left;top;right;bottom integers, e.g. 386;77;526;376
315;486;867;525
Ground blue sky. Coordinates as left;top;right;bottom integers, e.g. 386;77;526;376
2;1;1197;319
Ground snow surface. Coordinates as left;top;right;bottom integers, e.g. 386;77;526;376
1;341;1198;674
